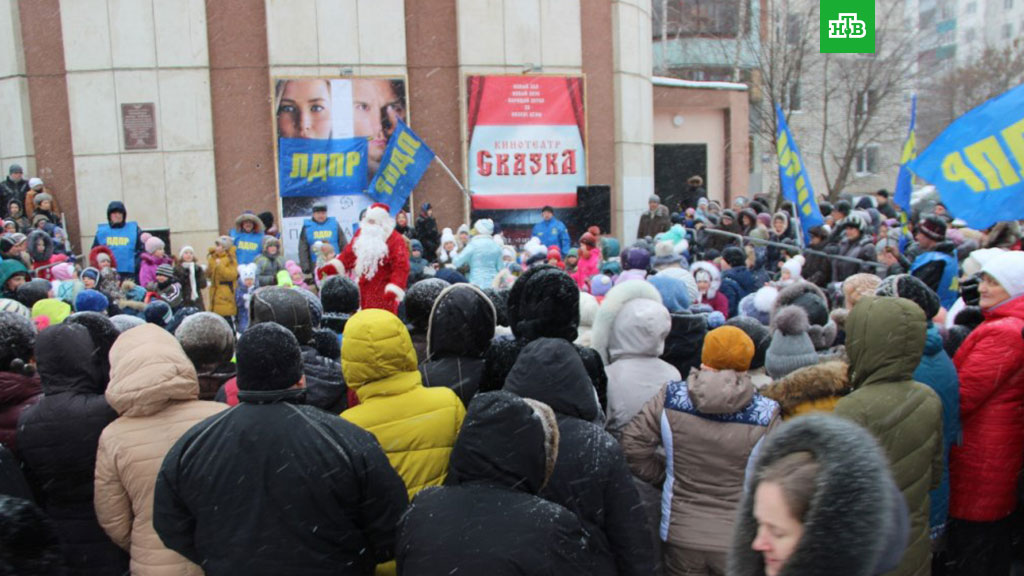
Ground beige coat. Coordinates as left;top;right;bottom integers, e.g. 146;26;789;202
95;324;226;576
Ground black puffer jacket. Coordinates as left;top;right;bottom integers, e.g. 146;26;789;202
420;284;495;406
17;324;128;576
504;339;654;576
483;265;608;406
154;389;409;576
661;311;708;378
397;391;594;575
301;346;346;413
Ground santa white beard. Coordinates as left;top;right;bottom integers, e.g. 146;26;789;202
353;222;389;280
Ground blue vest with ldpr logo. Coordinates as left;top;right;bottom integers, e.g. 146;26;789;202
95;222;139;274
303;217;341;254
911;250;959;309
230;230;265;265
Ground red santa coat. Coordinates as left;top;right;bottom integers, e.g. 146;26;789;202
339;229;410;315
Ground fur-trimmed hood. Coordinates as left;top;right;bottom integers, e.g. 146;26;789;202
690;261;721;298
760;360;851;417
772;281;837;351
589;279;667;365
27;230;53;264
731;413;907;576
234;212;266;234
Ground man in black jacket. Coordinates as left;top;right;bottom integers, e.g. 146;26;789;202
413;202;440;263
154;323;408;576
504;339;654;576
397;391;594;575
0;165;28;219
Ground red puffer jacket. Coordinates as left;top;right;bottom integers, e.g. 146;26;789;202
951;294;1024;521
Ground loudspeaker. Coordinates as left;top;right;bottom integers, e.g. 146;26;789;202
576;185;611;235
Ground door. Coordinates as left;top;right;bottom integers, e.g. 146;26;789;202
654;144;707;212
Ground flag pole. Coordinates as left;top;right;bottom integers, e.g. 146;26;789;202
434;156;472;199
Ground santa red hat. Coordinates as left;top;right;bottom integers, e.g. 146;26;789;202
316;259;345;283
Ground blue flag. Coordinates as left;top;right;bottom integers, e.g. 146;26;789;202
894;94;916;214
278;137;368;197
775;105;824;245
907;83;1024;229
368;119;435;216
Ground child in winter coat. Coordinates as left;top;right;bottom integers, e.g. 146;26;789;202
6;200;29;232
253;236;285;287
285;260;313;293
153;264;184;310
572;232;602;291
691;261;730;317
139;237;173;289
436;227;459;266
27;230;68;282
235;264;257;333
174;246;207;311
207;237;239;327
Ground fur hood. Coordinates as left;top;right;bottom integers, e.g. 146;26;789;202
772;281;837;351
27;230;53;263
589;279;665;365
731;413;906;576
760;360;851;417
234;212;266;234
690;261;721;298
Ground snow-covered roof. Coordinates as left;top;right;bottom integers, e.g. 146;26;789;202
652;76;749;91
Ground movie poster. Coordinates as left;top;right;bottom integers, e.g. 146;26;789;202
466;76;586;210
273;77;408;263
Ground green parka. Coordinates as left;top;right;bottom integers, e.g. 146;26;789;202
835;296;943;576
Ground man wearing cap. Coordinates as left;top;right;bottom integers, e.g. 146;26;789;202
0;165;28;219
875;189;898;219
637;194;671;240
413;202;440;263
531;205;570;255
909;215;959;310
93;201;143;279
338;203;410;314
153;323;409;576
299;202;347;275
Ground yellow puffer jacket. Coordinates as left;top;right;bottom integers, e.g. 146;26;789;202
341;309;465;499
207;245;238;317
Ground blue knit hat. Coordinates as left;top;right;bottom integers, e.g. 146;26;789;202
74;289;109;314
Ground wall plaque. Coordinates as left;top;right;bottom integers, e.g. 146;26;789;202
121;103;158;150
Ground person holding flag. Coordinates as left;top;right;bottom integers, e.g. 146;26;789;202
774;105;824;246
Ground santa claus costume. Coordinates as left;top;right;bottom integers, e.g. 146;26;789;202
339;203;410;314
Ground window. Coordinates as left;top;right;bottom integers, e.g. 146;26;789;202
784;81;802;112
1004;23;1014;38
856;89;878;116
856;145;880;175
1006;0;1014;10
966;1;977;13
786;13;803;45
965;27;976;41
655;0;750;38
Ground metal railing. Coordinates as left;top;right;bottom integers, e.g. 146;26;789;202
682;226;890;271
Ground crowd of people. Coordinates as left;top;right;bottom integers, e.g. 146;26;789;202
0;165;1022;576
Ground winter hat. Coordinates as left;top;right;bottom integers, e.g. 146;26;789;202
546;247;562;262
238;263;257;284
0;298;30;321
409;239;424;255
80;267;100;283
110;314;145;333
175;312;235;369
319;275;360;315
590;274;613;297
474;219;494;236
773;281;838;351
842;273;882;310
622;247;651;271
236;322;304;392
28;177;42;189
652;241;683;268
250;286;315;343
501;245;516;261
7;164;21;175
440;227;456;246
701;326;755;372
144;236;165;254
789;289;829;327
74;289;109;313
95;251;112;265
215;235;233;249
16;280;50;309
508;266;580;341
32;193;53;208
648;274;691;312
0;310;35;372
579;232;598;248
405;278;451;332
566;248;578;259
980;251;1024;301
781;256;804;279
739;285;779;326
144;300;173;328
65;312;119;366
32;298;70;326
917;215;947;241
658;267;700;304
725;316;771;370
722;246;746;269
49;262;74;282
765;306;820;379
155;264;175;279
874;274;940;320
435;268;467;285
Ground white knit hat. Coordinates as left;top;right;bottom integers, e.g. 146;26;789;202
981;251;1024;300
28;178;43;189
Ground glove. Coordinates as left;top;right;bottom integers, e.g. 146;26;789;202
384;283;406;303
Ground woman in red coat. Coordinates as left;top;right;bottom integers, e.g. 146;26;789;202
948;250;1024;575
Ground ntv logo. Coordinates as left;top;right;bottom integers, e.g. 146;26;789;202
820;0;875;53
828;13;867;39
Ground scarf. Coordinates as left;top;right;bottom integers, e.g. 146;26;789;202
183;262;198;300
